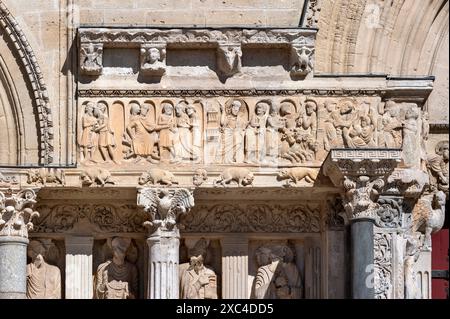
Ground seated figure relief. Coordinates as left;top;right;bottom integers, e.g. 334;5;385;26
26;240;61;299
179;238;218;299
253;244;302;299
95;237;138;299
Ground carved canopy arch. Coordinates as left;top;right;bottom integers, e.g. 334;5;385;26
0;1;53;164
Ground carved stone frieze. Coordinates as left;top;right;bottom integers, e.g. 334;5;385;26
214;168;254;187
32;204;145;233
80;168;115;187
138;169;178;186
26;168;65;186
180;203;321;233
137;188;195;232
0;188;40;238
374;231;393;299
374;197;404;229
0;171;18;188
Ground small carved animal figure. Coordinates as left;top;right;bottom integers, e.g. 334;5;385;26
193;169;208;187
214;168;254;187
80;168;115;187
138;168;178;186
27;168;65;186
412;191;446;250
276;168;318;186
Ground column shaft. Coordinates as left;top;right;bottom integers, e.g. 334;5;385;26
0;237;28;299
351;220;374;299
65;236;94;299
221;237;249;299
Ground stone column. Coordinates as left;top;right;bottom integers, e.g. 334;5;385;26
0;188;39;299
65;236;94;299
137;187;195;299
324;149;401;299
221;237;249;299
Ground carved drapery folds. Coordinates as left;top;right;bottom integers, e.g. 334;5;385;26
137;188;194;233
0;189;39;238
324;149;401;221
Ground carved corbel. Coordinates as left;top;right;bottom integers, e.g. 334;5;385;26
290;44;314;77
140;43;167;76
80;43;103;76
0;188;40;238
137;188;195;233
323;149;401;221
217;43;242;77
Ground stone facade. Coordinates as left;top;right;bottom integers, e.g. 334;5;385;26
0;0;448;299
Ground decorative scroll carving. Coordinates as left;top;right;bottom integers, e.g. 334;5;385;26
374;197;404;228
137;188;195;232
179;238;218;299
138;168;178;186
0;171;18;187
374;232;393;299
0;1;53;163
32;204;146;233
427;141;449;196
217;44;242;77
214;167;254;187
80;43;103;75
0;188;39;238
276;168;318;187
80;168;115;186
140;43;166;76
26;239;61;299
181;203;321;233
26;168;65;186
253;243;302;299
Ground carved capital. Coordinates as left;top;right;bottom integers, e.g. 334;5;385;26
80;43;103;75
137;188;195;233
323;149;401;221
217;43;242;77
385;169;429;198
140;43;167;76
0;188;40;238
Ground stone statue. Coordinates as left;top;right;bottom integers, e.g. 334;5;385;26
427;141;449;194
297;99;317;137
79;101;98;162
265;103;284;164
402;105;420;167
80;43;103;75
26;240;61;299
334;99;359;147
404;233;422;299
220;100;247;163
93;102;119;164
323;101;342;150
179;238;218;299
214;167;254;187
174;101;193;161
140;45;166;76
95;237;138;299
346;115;376;148
186;104;202;161
157;102;177;162
245;102;268;163
380;101;402;148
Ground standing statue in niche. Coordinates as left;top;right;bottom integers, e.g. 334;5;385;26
380;101;402;148
220;100;247;163
174;102;193;161
124;102;159;163
93;102;119;164
26;240;61;299
179;238;218;299
245;102;268;163
157;103;177;163
265;103;285;164
186;104;202;162
95;237;138;299
79;102;98;162
402;105;420;167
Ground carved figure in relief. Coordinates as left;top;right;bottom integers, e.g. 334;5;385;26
265;103;284;164
297;99;317;137
93;102;119;164
179;238;218;299
427;141;449;194
80;43;102;75
26;240;61;299
214;167;254;187
193;169;208;187
174;101;193;161
95;237;138;299
217;44;242;77
157;102;177;162
412;191;446;250
345;115;376;148
245;102;268;163
279;101;298;157
323;101;343;150
281;132;318;163
290;45;314;76
254;244;302;299
220;100;247;163
140;45;166;76
404;233;422;299
402;105;420;167
380;101;402;148
276;168;318;186
186;104;202;161
27;168;65;186
334;99;359;147
124;102;159;163
80;168;115;186
138;168;178;186
79;102;98;161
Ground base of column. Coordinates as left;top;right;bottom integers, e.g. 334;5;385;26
0;236;29;299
